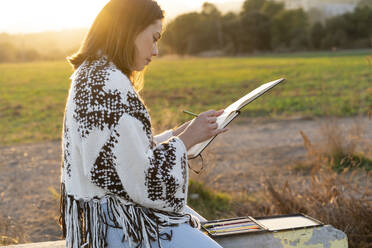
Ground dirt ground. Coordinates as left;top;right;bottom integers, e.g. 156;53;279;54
0;116;371;244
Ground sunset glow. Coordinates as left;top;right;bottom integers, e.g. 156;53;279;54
0;0;239;34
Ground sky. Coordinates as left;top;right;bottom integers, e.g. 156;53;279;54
0;0;240;34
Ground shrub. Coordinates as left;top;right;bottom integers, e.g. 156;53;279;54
187;179;233;220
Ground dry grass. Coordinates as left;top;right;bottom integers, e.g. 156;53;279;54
261;167;372;248
280;118;372;247
0;216;28;246
191;118;372;248
191;166;372;247
299;117;372;172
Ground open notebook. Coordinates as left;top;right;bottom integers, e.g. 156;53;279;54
187;78;285;159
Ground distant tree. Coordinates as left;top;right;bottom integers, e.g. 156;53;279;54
162;3;225;55
0;42;17;62
221;12;241;54
16;48;39;61
322;30;348;49
160;0;372;55
271;8;309;50
310;22;325;49
201;3;223;50
307;7;327;24
261;1;284;17
351;7;372;40
357;0;372;9
320;6;372;49
322;16;350;49
242;0;266;13
240;11;272;52
162;12;202;54
202;2;221;16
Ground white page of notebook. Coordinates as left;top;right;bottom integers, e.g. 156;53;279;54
257;216;320;231
224;78;284;114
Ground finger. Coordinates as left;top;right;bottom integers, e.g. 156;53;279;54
214;109;225;116
204;110;216;116
207;117;217;123
209;123;218;129
213;128;228;136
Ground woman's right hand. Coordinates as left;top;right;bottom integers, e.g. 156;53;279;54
178;109;228;150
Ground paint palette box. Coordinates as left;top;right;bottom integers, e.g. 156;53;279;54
201;213;323;236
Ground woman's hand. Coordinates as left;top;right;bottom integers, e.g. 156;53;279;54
178;109;228;150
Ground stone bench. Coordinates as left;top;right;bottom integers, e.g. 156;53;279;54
0;241;65;248
1;209;348;248
214;225;348;248
1;225;348;248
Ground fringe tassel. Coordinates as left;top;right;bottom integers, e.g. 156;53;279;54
59;182;198;248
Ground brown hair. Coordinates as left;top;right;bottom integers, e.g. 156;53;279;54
67;0;164;91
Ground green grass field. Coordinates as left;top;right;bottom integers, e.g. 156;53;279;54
1;50;371;145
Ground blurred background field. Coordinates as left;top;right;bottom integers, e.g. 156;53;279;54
1;50;372;146
1;50;372;247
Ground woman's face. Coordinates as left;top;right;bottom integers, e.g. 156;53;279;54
133;19;162;71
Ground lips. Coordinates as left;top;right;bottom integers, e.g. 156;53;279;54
146;58;151;64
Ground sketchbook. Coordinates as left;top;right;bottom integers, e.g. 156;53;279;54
187;78;285;159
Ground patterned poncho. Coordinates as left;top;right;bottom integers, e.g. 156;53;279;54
60;54;196;248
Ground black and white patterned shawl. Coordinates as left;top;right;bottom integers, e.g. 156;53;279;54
59;54;196;248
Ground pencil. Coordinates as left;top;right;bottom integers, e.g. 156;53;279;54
209;223;258;231
183;110;198;117
209;225;260;234
203;219;250;228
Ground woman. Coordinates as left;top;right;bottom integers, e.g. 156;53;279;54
59;0;227;247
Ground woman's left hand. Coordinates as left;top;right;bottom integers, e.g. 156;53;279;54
173;120;192;136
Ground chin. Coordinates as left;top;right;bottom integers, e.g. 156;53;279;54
133;64;146;72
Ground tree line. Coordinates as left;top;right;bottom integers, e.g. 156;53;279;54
160;0;372;55
0;29;85;63
1;0;371;63
0;42;54;63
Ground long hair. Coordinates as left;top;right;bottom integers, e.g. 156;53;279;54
67;0;164;91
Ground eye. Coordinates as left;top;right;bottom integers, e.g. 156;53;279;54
153;33;161;42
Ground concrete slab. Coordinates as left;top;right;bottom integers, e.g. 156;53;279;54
213;225;348;248
0;240;65;248
1;225;348;248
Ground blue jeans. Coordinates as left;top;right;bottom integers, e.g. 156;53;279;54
100;200;222;248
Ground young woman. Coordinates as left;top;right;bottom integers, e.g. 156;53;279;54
59;0;227;247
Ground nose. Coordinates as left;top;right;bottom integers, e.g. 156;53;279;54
152;43;159;57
